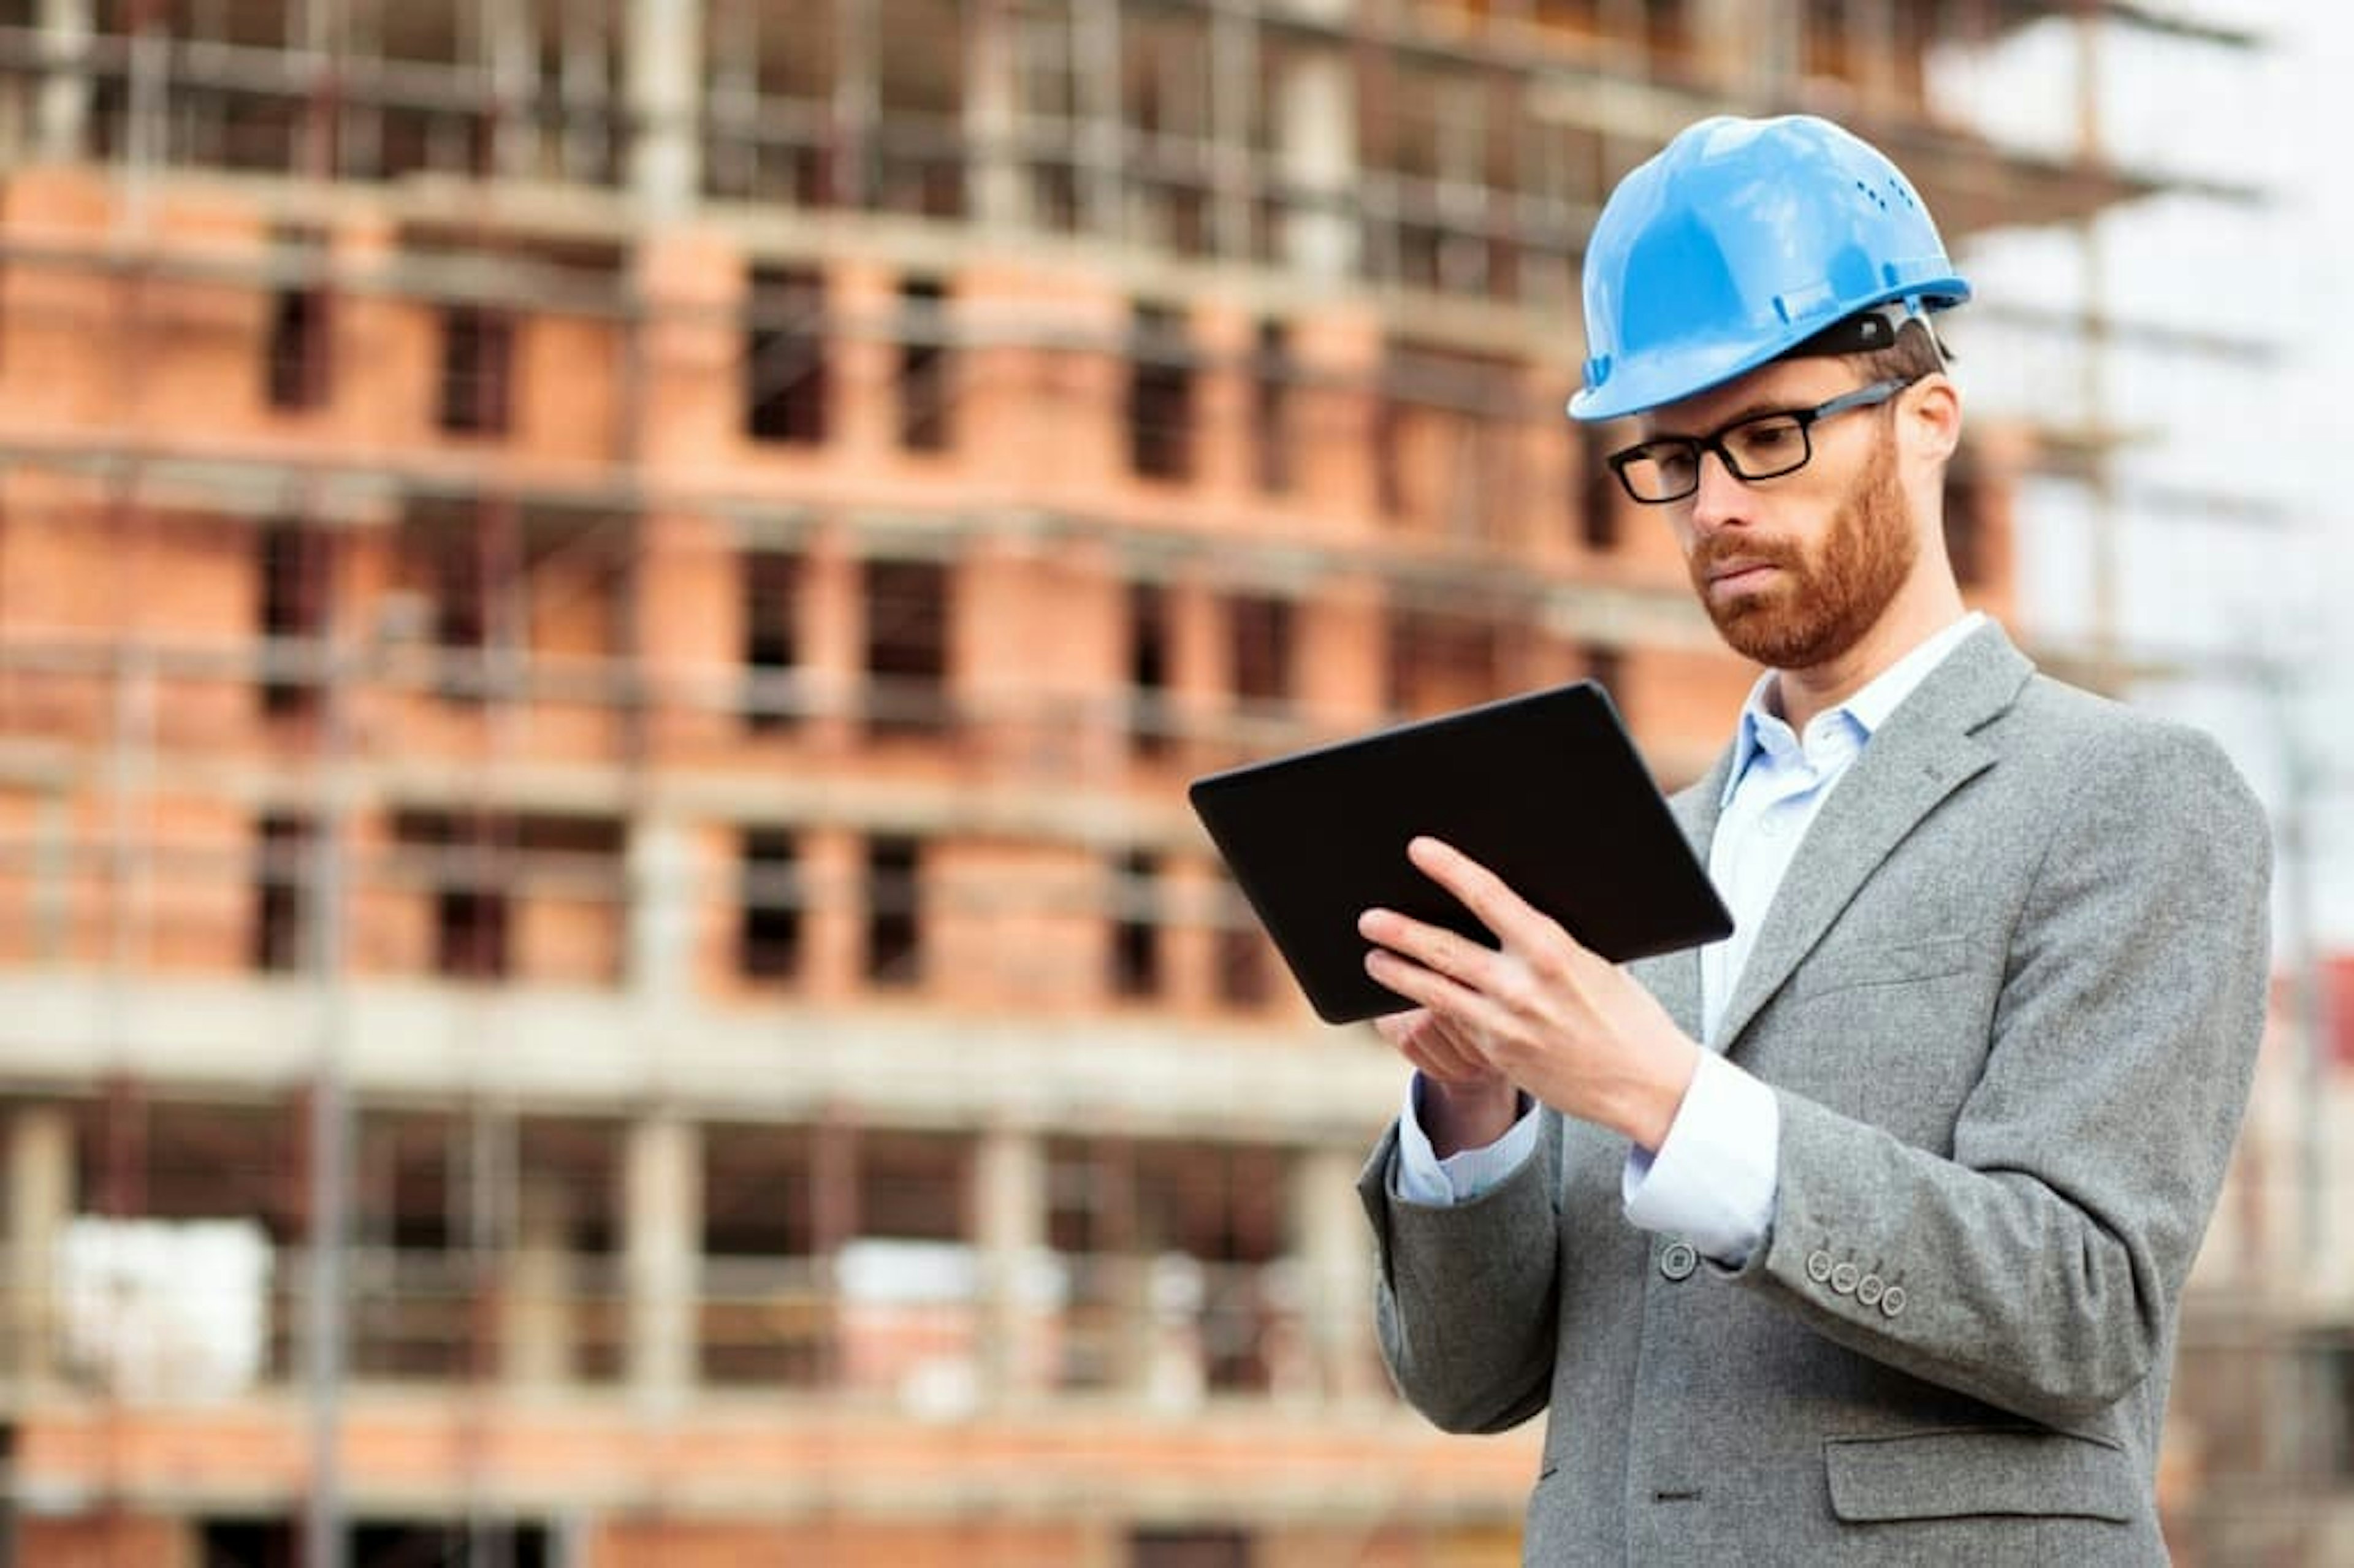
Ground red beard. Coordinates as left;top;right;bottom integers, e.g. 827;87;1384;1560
1688;438;1917;671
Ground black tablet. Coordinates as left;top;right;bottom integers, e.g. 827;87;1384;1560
1187;682;1732;1023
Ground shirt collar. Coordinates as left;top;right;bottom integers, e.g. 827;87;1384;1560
1721;611;1989;806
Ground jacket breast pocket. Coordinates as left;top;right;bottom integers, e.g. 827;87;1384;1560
1792;935;1976;1002
1824;1426;2134;1524
1760;936;2000;1149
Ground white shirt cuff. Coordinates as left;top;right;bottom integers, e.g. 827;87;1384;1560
1393;1073;1541;1206
1621;1051;1780;1265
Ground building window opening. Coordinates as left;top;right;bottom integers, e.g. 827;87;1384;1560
265;269;333;412
199;1520;297;1568
1130;1527;1254;1568
1133;1141;1287;1395
1011;5;1081;232
739;829;802;981
1252;319;1293;495
428;523;490;703
348;1111;480;1379
437;303;514;436
1129;303;1194;482
856;1132;967;1243
1228;593;1293;710
1045;1138;1130;1390
1121;13;1214;254
1128;580;1171;757
897;276;953;452
863;558;950;737
832;1133;975;1400
397;813;512;981
392;813;622;984
742;548;802;731
1111;851;1162;999
349;1521;550;1568
437;871;510;983
257;520;325;718
701;1125;826;1385
516;1117;626;1382
875;0;969;216
251;814;313;973
864;835;922;988
746;265;829;444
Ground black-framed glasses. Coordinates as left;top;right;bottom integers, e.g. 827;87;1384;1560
1604;374;1922;504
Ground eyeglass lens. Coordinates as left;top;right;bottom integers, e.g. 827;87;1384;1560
1617;413;1811;501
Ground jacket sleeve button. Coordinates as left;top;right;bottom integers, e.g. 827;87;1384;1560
1855;1273;1884;1306
1805;1249;1835;1284
1879;1284;1907;1318
1830;1262;1861;1296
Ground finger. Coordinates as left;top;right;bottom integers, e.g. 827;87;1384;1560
1365;948;1512;1043
1369;1009;1425;1049
1400;1029;1491;1086
1406;835;1571;954
1409;1044;1498;1087
1373;1007;1474;1073
1402;1013;1493;1081
1358;906;1509;991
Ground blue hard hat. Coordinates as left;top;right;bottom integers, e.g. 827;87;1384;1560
1567;115;1970;422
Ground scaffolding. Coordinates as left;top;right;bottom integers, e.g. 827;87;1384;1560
0;2;2306;1566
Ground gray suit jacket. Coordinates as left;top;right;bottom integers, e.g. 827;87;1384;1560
1358;624;2272;1565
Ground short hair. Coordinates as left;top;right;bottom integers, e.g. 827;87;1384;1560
1843;316;1948;385
1783;306;1949;386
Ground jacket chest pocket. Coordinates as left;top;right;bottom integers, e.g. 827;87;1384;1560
1756;937;1993;1147
1791;935;1976;1001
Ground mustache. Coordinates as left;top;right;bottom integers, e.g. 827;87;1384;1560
1690;534;1802;576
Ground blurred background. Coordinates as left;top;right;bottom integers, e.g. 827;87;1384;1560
0;1;2343;1565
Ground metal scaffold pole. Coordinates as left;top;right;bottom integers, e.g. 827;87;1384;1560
294;0;350;1555
302;554;351;1568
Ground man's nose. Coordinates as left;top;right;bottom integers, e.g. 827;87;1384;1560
1686;446;1750;533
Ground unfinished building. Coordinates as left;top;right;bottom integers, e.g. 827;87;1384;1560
0;1;2268;1564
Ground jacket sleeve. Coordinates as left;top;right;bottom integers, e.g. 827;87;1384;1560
1729;723;2272;1426
1357;1111;1563;1434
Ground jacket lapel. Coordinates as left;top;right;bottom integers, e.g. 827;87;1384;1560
1710;623;2035;1056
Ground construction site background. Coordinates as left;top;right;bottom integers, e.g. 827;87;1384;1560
0;2;2337;1566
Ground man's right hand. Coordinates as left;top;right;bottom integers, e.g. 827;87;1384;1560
1374;1009;1522;1157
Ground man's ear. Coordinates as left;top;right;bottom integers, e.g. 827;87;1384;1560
1903;373;1964;467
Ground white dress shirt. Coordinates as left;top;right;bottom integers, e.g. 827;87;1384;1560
1394;612;1988;1265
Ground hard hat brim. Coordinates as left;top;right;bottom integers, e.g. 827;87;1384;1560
1567;278;1970;423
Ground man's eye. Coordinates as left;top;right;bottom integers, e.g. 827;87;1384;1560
1729;419;1803;459
1650;448;1697;484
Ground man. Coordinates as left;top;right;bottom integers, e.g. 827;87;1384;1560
1354;114;2271;1564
